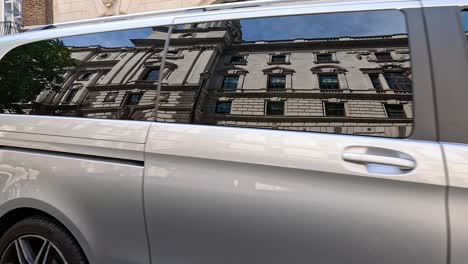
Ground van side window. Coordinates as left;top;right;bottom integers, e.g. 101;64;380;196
460;10;468;42
0;27;166;119
163;10;413;138
0;10;413;138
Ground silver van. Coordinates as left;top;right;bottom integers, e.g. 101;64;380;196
0;0;467;263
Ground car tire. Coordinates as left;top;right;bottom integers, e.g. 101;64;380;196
0;216;87;264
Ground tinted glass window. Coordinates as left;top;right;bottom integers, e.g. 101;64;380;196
325;102;345;117
460;10;468;37
375;52;393;62
1;10;413;138
0;27;167;120
271;55;286;64
215;101;231;114
369;74;382;90
143;70;160;82
319;75;339;90
384;73;412;91
167;10;412;138
266;102;285;115
317;54;332;63
385;104;406;118
125;93;143;105
268;76;286;89
222;76;239;90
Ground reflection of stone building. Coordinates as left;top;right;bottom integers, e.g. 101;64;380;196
35;21;413;137
50;0;243;25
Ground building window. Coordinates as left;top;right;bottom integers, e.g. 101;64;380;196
78;72;93;81
385;104;406;118
375;52;393;62
215;101;232;114
142;69;160;82
271;55;287;64
316;54;333;63
4;0;21;24
369;74;382;90
124;93;143;105
222;76;239;90
319;74;340;89
268;75;286;89
266;101;285;115
383;73;412;90
325;102;345;117
192;23;204;29
230;55;246;64
103;92;119;102
63;89;79;103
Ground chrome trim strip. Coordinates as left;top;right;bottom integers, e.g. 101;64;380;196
0;145;145;166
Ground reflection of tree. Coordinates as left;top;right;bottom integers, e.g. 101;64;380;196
0;40;74;113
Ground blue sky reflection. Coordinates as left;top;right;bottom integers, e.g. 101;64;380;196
61;10;407;47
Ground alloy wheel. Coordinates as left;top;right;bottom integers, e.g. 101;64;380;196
0;234;67;264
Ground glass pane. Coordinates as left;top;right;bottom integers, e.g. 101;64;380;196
385;104;406;118
222;76;239;90
325;103;345;117
0;26;167;121
369;74;382;90
268;76;286;89
317;54;332;62
271;55;286;63
144;70;160;81
125;93;143;105
319;75;339;89
215;102;231;114
460;11;468;35
266;102;284;115
1;9;413;138
166;10;412;138
383;73;412;91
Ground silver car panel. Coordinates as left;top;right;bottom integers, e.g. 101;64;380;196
442;143;468;264
0;115;150;161
0;147;148;264
144;123;446;264
0;117;150;263
0;0;465;263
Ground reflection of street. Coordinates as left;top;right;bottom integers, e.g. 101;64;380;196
0;164;39;198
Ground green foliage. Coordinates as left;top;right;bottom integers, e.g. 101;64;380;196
0;39;74;113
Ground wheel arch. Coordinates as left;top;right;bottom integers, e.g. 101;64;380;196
0;198;92;263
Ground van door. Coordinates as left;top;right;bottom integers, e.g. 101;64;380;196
143;2;447;264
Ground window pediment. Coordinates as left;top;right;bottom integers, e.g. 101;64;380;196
143;61;178;71
310;65;347;74
262;66;295;75
360;65;409;74
217;66;249;75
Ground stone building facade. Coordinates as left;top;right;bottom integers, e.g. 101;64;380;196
18;0;245;26
33;20;413;138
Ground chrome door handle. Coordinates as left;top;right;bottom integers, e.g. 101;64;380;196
342;152;416;170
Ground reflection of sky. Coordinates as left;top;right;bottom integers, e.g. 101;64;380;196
461;11;468;31
60;10;406;47
61;28;152;48
241;11;407;41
